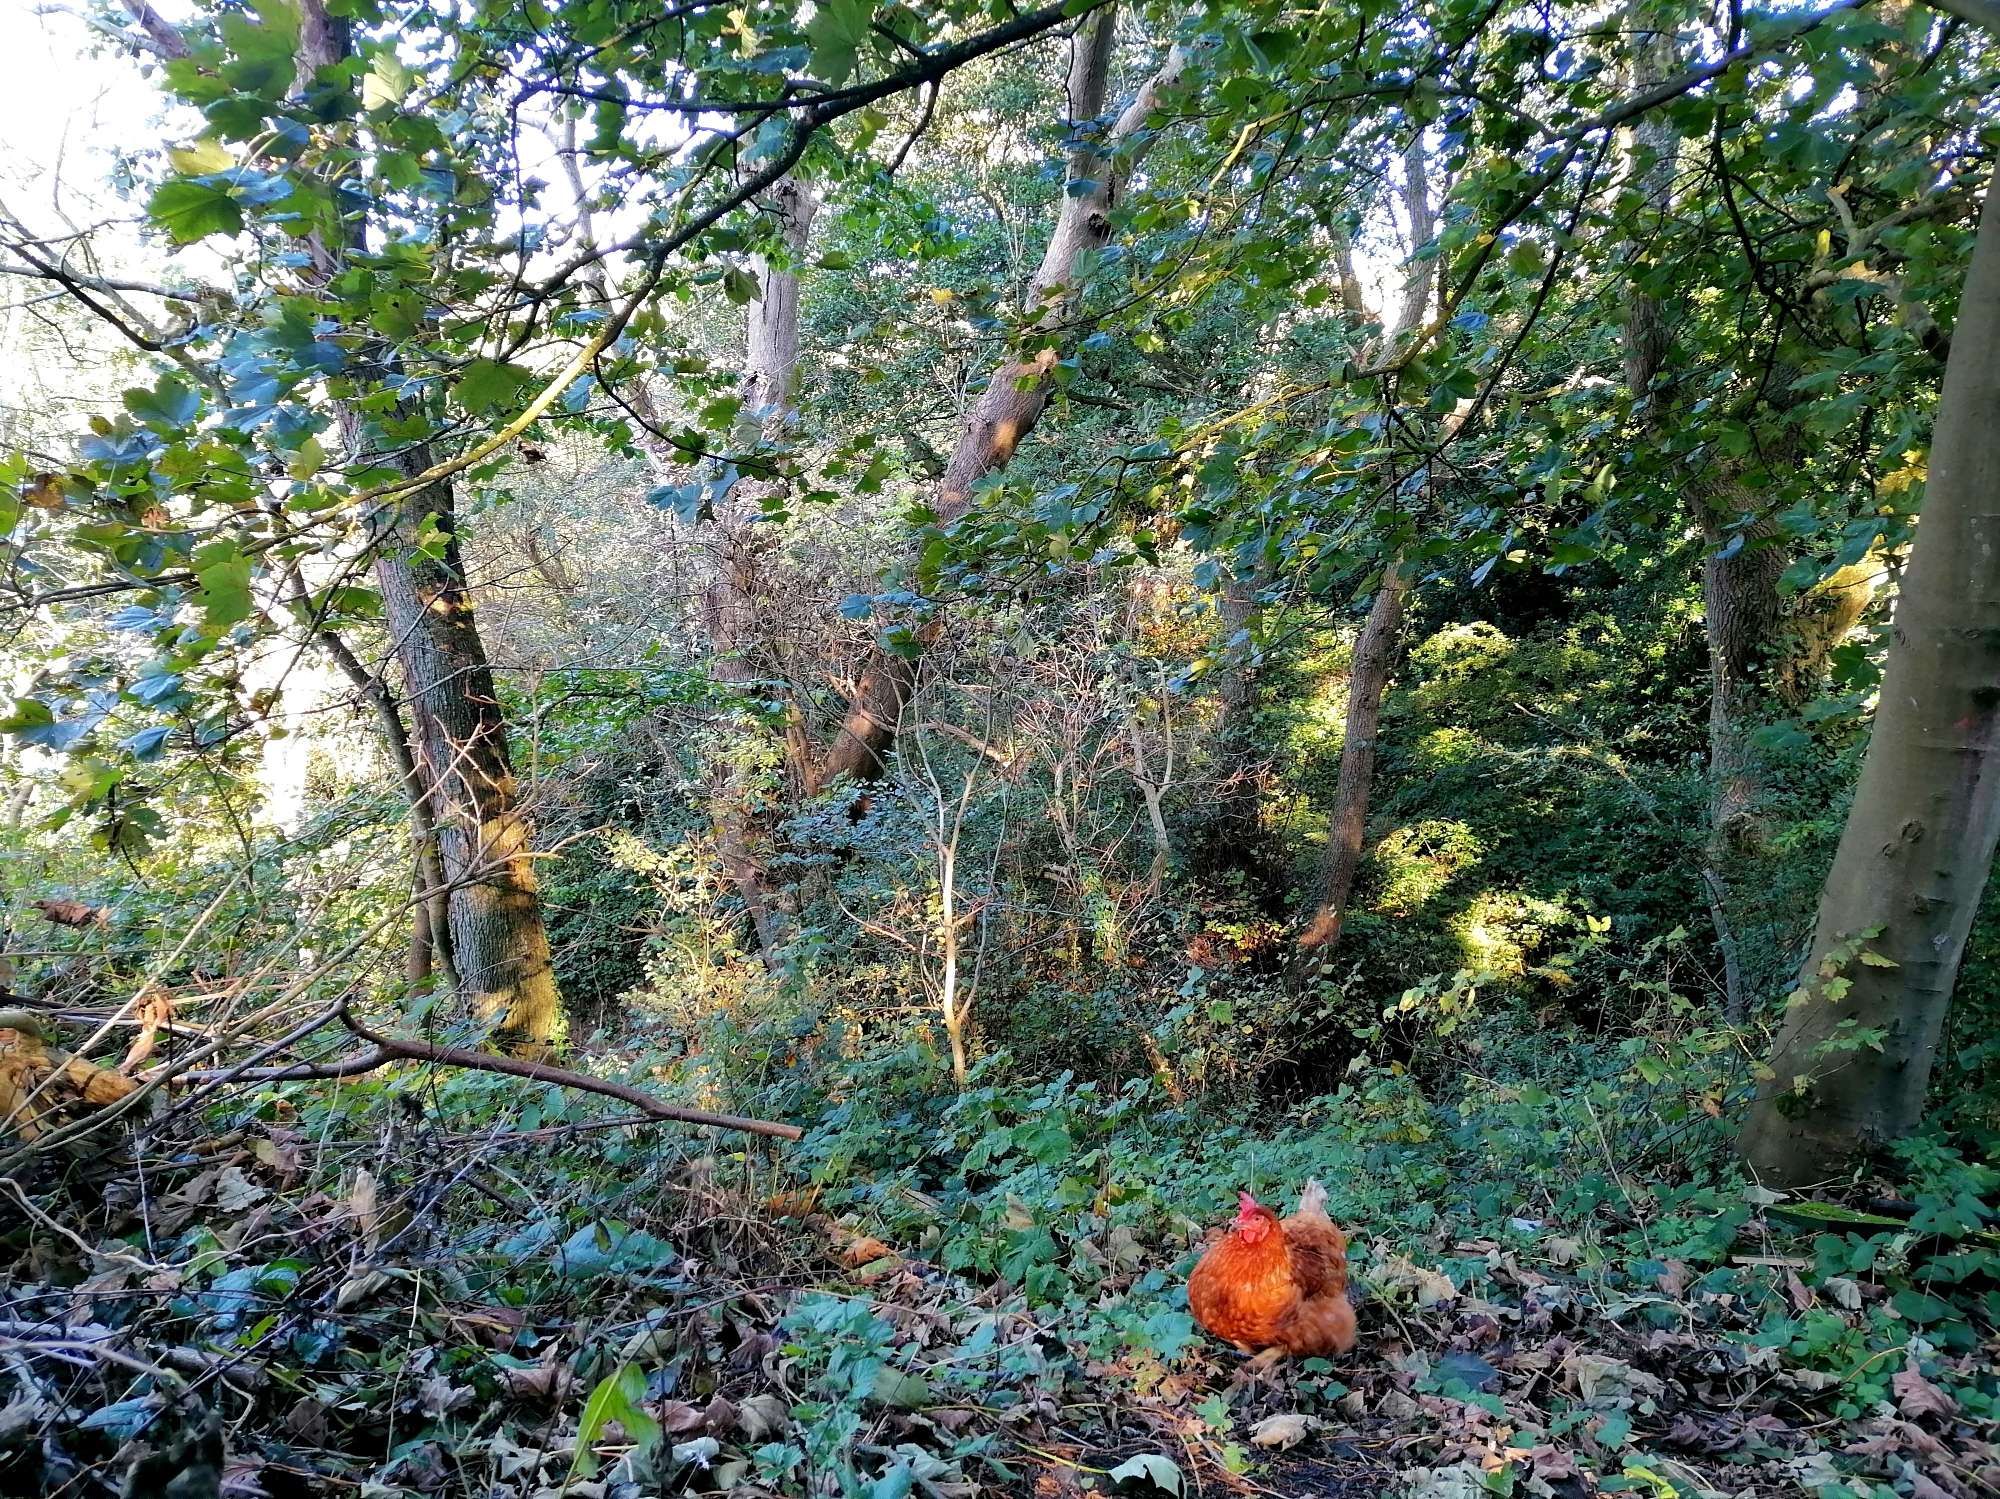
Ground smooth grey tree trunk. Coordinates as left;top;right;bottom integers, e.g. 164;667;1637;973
1739;180;2000;1185
1290;140;1438;961
1296;554;1409;955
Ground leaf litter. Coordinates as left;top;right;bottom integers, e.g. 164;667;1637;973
1;1113;1996;1498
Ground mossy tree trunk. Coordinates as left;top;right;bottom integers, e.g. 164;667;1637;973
300;0;563;1054
362;468;564;1053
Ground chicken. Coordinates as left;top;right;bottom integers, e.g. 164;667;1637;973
1187;1179;1356;1359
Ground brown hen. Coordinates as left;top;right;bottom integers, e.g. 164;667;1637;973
1187;1179;1356;1358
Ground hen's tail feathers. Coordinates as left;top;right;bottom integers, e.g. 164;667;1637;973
1297;1178;1329;1219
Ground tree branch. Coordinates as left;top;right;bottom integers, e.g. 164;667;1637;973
336;1006;805;1140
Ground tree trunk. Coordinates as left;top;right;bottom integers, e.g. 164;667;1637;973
1739;180;2000;1186
296;0;564;1055
1296;555;1409;955
1290;142;1438;960
707;177;817;957
1701;516;1788;851
365;467;565;1054
1620;20;1765;1018
292;575;457;993
818;9;1186;784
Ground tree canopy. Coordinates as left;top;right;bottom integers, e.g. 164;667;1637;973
3;0;1999;1492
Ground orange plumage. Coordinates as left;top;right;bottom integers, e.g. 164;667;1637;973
1187;1180;1356;1357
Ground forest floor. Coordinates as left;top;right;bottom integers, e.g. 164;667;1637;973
1;1057;1995;1498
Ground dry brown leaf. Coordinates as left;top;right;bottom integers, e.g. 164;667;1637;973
1893;1364;1959;1421
1379;1253;1458;1307
499;1359;574;1404
119;989;173;1073
22;474;66;510
1249;1412;1316;1449
32;898;104;928
1784;1269;1816;1313
445;1305;527;1349
842;1235;897;1267
349;1167;380;1251
1567;1352;1664;1408
250;1131;302;1185
736;1393;789;1441
657;1400;707;1435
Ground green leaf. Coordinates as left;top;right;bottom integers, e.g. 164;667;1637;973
370;290;425;340
193;539;253;630
1892;1289;1954;1324
453;358;530;414
570;1362;660;1480
1108;1453;1183;1494
148;179;244;244
805;0;871;84
166;138;234;175
1506;239;1547;278
123;377;202;430
362;51;413;112
867;1366;929;1409
722;266;760;305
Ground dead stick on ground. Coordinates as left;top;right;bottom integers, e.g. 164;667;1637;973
334;1006;805;1141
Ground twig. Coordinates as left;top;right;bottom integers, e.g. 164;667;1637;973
335;1005;804;1140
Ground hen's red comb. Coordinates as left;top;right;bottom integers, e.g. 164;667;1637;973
1237;1190;1260;1216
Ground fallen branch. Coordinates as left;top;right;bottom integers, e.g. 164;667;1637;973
331;1007;806;1140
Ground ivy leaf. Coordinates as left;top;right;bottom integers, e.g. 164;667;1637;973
148;179;244;244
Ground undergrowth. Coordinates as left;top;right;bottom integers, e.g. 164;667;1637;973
3;991;1994;1498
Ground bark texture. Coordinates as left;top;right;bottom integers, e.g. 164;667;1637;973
1296;556;1409;954
292;576;457;993
300;0;563;1053
363;466;564;1052
1739;181;2000;1185
818;10;1186;784
707;178;818;956
1620;18;1767;1017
